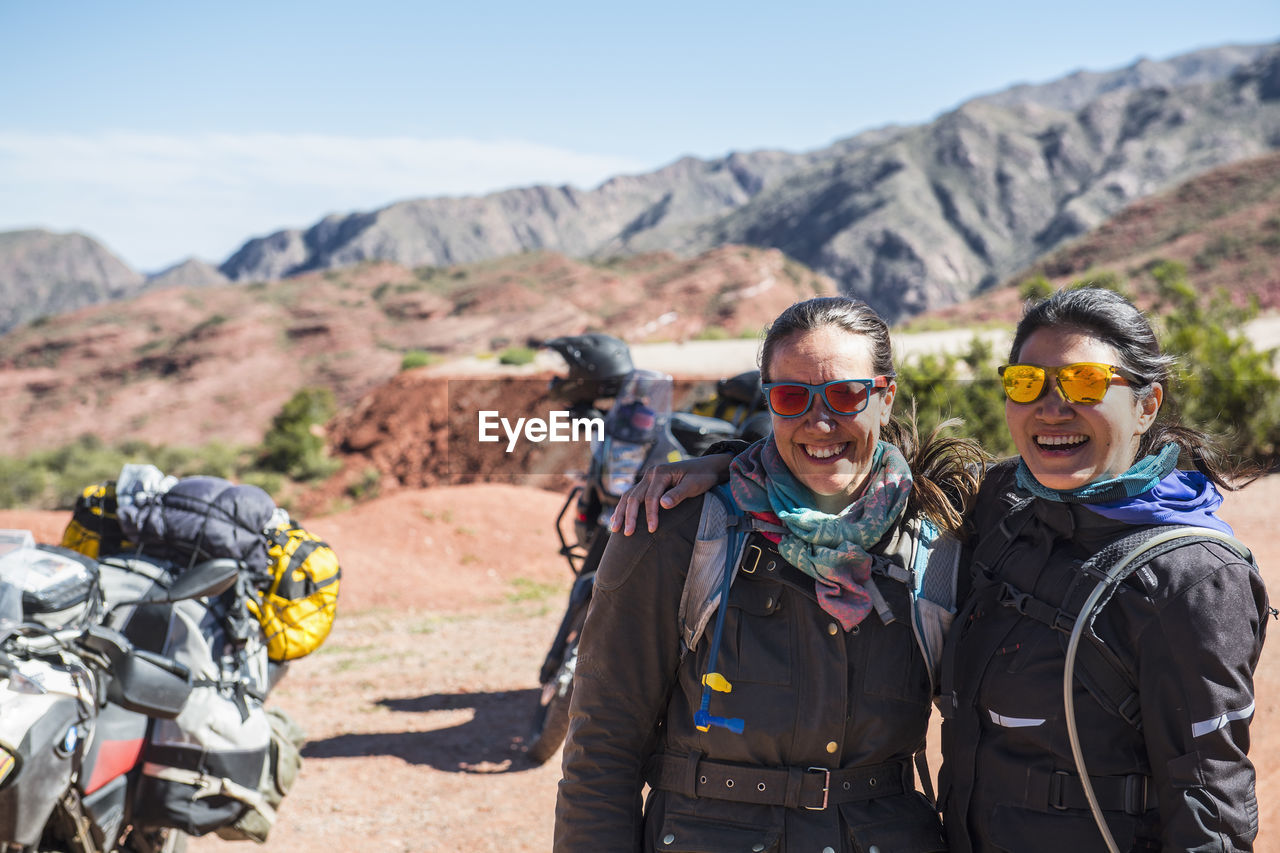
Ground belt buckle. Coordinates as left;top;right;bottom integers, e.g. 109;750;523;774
1048;770;1070;810
1124;774;1148;815
805;767;830;810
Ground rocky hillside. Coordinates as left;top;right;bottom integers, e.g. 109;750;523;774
919;150;1280;326
0;230;144;333
969;43;1271;112
145;257;230;290
0;246;830;459
676;48;1280;321
220;44;1280;322
0;233;233;336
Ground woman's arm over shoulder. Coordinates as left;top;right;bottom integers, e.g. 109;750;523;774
610;450;738;536
1137;543;1269;851
553;497;705;852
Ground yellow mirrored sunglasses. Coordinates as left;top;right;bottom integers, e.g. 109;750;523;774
998;362;1135;405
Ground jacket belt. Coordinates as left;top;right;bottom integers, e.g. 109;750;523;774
645;752;910;810
1027;769;1158;816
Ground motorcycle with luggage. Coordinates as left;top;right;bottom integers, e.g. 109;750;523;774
0;533;244;853
0;466;336;852
524;334;769;763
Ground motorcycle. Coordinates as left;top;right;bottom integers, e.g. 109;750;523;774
0;533;242;853
525;336;770;763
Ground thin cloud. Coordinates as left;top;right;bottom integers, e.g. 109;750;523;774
0;131;648;271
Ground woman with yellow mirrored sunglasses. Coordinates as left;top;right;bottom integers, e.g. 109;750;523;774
998;362;1137;405
948;287;1265;853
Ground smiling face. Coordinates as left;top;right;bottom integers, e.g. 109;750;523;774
1006;326;1162;491
766;325;895;513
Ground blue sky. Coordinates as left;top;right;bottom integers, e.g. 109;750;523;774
2;1;1277;271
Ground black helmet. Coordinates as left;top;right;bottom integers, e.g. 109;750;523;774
542;333;634;405
716;370;765;408
737;410;773;444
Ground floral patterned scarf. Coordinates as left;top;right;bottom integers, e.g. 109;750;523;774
729;437;913;630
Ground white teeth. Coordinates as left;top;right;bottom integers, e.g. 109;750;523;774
806;444;847;459
1037;435;1087;447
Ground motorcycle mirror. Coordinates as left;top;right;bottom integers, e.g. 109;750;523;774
164;559;240;601
111;558;240;611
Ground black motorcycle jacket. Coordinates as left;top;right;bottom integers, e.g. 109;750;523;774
939;461;1268;852
554;494;948;853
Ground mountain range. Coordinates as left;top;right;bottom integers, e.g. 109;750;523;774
0;142;1274;507
215;41;1280;322
0;41;1277;333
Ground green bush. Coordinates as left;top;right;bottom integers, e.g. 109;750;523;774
1151;260;1280;463
896;336;1015;459
238;469;285;499
498;346;536;366
400;350;439;371
258;387;341;480
1018;275;1054;302
0;457;49;509
346;466;382;500
0;436;274;510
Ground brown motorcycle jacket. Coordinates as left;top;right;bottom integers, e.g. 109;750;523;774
939;461;1269;852
554;494;949;853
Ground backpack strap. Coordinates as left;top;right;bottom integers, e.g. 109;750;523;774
941;498;1036;718
969;496;1037;582
1067;526;1252;731
1063;526;1252;852
989;524;1247;730
678;485;773;656
901;516;962;697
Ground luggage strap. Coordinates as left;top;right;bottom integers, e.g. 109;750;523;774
141;762;274;819
1026;767;1158;816
645;752;910;810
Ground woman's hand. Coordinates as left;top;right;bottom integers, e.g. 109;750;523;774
610;454;734;535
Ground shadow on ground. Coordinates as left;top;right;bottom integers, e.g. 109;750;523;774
301;688;550;773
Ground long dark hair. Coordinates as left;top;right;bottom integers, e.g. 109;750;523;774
1010;286;1252;489
761;297;984;532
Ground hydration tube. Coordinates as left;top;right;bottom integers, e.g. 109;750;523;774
693;547;743;734
694;486;746;735
1063;526;1252;853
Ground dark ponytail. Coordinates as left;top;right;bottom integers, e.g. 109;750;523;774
882;413;985;536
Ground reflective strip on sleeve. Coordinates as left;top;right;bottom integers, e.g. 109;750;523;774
1191;701;1255;738
988;709;1047;728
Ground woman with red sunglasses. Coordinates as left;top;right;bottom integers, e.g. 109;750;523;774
604;287;1268;851
554;296;981;852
